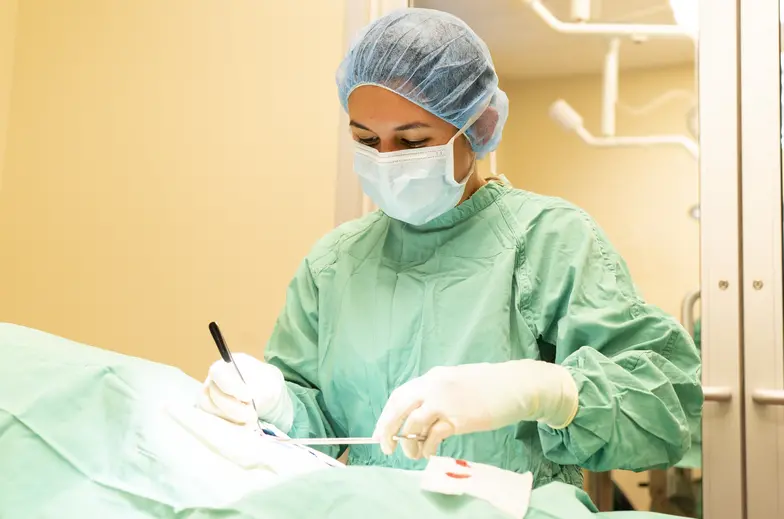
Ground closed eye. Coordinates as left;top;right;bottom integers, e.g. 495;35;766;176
357;136;380;146
401;138;430;148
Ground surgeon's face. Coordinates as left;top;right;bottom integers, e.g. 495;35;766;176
347;85;476;186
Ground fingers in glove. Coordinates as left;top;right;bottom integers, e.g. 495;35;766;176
197;383;226;416
208;361;253;403
373;385;423;456
420;419;454;459
399;405;439;460
204;381;257;425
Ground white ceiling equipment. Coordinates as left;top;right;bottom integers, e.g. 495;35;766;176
412;0;695;78
530;0;698;157
550;98;699;157
523;0;695;39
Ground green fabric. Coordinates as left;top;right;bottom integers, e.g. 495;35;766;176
0;323;684;519
265;181;704;488
675;317;701;469
212;468;680;519
600;514;677;519
225;469;602;519
675;444;702;469
0;323;227;518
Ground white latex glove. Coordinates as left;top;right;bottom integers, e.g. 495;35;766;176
372;360;579;460
198;353;294;433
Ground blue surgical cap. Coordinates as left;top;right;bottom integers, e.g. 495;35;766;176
336;8;509;158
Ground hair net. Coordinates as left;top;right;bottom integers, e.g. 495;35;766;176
336;8;509;158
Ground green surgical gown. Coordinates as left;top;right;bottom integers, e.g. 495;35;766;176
264;181;703;488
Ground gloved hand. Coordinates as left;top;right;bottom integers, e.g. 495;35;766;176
198;353;294;433
372;360;579;460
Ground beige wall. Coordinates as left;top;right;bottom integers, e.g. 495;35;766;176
0;0;17;189
498;64;699;320
0;1;344;378
498;64;698;510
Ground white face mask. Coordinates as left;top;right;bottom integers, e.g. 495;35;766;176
353;127;473;226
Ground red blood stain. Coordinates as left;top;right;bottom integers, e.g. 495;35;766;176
455;459;470;467
446;472;472;479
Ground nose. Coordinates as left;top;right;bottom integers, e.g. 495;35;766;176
377;139;407;154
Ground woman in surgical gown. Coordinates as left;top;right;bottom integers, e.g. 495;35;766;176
199;7;703;489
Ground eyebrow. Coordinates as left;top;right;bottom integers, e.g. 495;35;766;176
349;121;432;132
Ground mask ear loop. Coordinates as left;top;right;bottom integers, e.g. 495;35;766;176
453;150;479;186
449;98;493;144
449;99;491;185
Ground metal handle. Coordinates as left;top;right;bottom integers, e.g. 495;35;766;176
751;388;784;406
680;288;701;338
702;386;733;402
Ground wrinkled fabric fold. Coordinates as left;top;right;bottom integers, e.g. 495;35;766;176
264;181;702;487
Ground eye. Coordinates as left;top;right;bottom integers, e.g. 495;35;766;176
401;138;430;148
357;136;379;147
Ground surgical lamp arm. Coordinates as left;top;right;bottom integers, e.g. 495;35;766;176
575;126;700;158
551;99;699;158
521;0;694;40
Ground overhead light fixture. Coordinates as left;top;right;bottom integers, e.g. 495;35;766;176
522;0;693;39
571;0;592;22
668;0;698;35
550;99;700;158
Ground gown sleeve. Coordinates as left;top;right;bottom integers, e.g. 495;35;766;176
263;258;346;458
521;205;703;472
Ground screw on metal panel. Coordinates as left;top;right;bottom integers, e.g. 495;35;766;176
718;281;729;290
753;280;764;290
